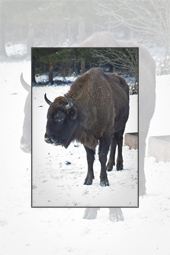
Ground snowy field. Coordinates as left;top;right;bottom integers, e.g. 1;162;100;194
32;86;138;207
1;60;170;254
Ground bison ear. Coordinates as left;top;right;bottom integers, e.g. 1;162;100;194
67;107;78;120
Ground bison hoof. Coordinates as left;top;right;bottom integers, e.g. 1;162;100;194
100;180;109;187
84;178;93;185
107;168;113;172
116;163;123;171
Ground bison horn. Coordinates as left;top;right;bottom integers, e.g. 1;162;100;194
20;73;30;92
64;94;73;109
44;93;52;105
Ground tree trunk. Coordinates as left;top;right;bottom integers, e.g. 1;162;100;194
49;63;54;84
81;58;85;74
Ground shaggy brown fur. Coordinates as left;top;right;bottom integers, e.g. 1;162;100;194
65;68;129;150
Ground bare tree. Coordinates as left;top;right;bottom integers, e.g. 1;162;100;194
92;0;170;73
91;47;138;83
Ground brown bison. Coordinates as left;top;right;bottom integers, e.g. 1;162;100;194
44;67;129;186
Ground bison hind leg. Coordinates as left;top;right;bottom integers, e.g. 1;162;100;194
115;130;124;171
106;159;115;171
106;135;117;172
116;160;123;170
99;134;111;187
106;164;114;172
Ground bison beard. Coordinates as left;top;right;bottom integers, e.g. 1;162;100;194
44;67;129;186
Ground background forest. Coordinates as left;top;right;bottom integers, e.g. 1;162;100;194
32;47;138;83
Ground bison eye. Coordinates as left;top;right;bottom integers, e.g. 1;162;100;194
54;112;65;124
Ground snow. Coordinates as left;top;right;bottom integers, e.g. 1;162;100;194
5;42;27;57
35;74;77;84
1;59;170;254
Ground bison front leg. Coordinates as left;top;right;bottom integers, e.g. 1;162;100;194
99;136;110;186
84;146;95;185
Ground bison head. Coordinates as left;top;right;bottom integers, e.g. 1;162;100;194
44;93;78;148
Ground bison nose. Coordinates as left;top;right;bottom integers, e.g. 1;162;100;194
44;133;49;141
44;133;53;144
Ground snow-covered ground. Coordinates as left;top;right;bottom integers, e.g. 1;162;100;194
35;73;77;84
1;59;170;254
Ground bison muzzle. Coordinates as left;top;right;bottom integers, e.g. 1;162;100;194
44;67;129;186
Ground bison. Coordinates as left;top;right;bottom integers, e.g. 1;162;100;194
44;67;129;186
